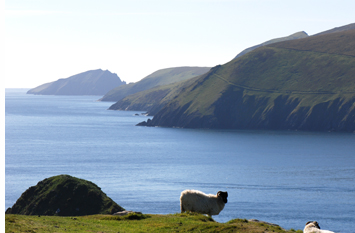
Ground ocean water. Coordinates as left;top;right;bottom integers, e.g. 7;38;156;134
5;88;355;232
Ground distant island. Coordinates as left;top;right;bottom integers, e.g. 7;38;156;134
137;23;355;132
27;69;125;96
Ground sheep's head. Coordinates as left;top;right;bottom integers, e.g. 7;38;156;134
217;191;228;203
305;221;320;229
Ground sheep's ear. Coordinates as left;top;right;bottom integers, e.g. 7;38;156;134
305;221;312;226
314;222;320;229
217;191;228;197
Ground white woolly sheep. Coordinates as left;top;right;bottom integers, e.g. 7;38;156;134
303;221;335;233
180;189;228;216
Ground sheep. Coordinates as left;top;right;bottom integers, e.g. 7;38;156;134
303;221;335;233
180;189;228;216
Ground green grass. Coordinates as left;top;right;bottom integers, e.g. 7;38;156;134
235;31;308;58
223;47;355;94
271;28;355;56
5;213;303;233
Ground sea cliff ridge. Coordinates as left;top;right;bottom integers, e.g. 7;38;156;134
137;25;355;132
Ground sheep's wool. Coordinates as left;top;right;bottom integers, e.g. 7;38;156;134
180;190;227;216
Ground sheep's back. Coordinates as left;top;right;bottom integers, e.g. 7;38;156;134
304;227;334;233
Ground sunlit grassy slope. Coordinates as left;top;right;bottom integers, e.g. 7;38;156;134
5;213;303;233
234;31;308;59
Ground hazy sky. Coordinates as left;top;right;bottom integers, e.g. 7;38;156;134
3;0;355;88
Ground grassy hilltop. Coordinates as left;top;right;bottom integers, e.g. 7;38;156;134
139;27;355;131
5;213;303;233
234;31;308;59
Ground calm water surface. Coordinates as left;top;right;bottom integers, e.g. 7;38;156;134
5;89;355;232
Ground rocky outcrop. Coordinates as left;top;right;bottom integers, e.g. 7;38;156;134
5;175;124;216
113;210;142;216
27;69;125;96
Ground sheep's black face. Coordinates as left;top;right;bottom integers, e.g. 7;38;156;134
306;221;320;229
217;191;228;203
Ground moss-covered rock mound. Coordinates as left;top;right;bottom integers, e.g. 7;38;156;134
5;175;124;216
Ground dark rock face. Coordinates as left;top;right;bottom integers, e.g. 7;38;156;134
211;88;355;131
137;101;215;129
5;175;124;216
27;69;125;96
138;88;355;132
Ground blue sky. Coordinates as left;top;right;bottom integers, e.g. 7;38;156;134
3;0;355;88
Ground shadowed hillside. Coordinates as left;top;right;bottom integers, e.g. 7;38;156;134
100;66;210;102
108;74;203;115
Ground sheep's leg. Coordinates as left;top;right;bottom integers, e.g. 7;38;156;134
180;204;185;213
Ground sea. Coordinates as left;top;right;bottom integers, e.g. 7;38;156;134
5;88;355;232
